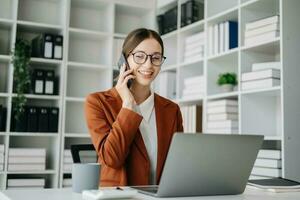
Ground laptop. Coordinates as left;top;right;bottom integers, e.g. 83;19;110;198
132;133;264;197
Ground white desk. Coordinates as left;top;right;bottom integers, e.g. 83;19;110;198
0;187;300;200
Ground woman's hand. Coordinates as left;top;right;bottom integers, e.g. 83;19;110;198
115;64;136;110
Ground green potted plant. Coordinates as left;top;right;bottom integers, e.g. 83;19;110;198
11;38;32;123
217;72;237;92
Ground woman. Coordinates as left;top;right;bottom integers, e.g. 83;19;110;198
85;28;183;187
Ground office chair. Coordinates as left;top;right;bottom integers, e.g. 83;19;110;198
70;144;96;163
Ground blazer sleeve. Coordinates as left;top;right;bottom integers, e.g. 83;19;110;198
177;105;184;132
84;94;143;169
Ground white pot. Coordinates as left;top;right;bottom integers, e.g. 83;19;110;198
221;84;234;92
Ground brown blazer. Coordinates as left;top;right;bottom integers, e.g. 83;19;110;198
84;87;183;186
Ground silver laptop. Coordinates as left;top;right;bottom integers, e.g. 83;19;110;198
132;133;264;197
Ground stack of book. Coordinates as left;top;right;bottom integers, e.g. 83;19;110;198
62;178;72;188
63;149;73;173
8;148;46;171
206;99;238;134
250;149;282;179
182;76;204;99
156;6;177;35
184;32;205;62
63;149;97;172
7;178;45;189
155;71;176;100
241;62;281;90
0;144;4;171
180;105;202;133
244;15;279;47
208;21;238;56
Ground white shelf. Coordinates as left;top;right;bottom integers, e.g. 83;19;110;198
9;132;59;137
6;170;56;175
207;48;239;60
207;91;239;100
12;94;60;100
65;97;85;102
17;20;63;33
161;30;177;40
176;97;203;105
0;93;9;97
207;6;239;24
161;64;177;72
179;20;205;34
241;86;281;96
67;61;108;71
264;136;282;141
64;133;90;138
0;18;14;27
180;58;204;68
30;57;62;65
0;55;11;62
69;27;110;39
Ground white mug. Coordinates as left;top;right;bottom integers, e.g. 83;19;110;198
72;163;100;193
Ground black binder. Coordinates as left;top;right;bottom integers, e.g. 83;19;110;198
44;70;55;95
181;2;186;27
27;106;38;132
11;106;28;132
53;35;63;60
38;107;48;132
157;14;164;35
48;107;59;132
185;0;204;25
32;69;45;94
31;33;54;59
0;105;7;131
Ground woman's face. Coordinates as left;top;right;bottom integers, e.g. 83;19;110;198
127;38;162;87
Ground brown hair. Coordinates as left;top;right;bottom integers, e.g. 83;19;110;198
122;28;164;58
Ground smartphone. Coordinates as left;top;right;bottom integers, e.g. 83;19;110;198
117;53;133;88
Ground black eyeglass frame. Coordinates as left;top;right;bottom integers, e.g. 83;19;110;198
130;51;166;66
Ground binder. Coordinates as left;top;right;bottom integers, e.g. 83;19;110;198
0;105;7;131
185;0;204;25
32;69;45;94
181;2;186;27
31;33;54;59
44;70;55;95
27;106;38;132
11;106;28;132
48;107;59;132
53;35;63;60
38;107;48;132
157;14;164;35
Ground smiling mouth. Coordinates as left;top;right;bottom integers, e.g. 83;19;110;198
138;70;154;78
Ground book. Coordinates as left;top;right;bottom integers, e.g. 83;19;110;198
248;178;300;189
8;148;46;157
206;128;238;134
219;22;225;53
8;156;46;164
38;107;49;132
63;178;72;187
8;163;46;171
241;69;280;81
208;113;238;121
207;99;238;107
185;32;205;44
245;23;279;38
258;149;281;159
224;21;238;51
207;106;238;114
245;15;279;31
48;107;59;132
184;46;204;57
252;62;281;71
7;178;45;187
252;167;282;177
244;31;279;46
255;158;282;168
242;78;280;90
31;33;54;59
207;120;238;129
184;76;204;86
208;26;214;56
185;40;204;51
213;23;219;55
44;70;55;95
156;71;176;99
27;106;38;132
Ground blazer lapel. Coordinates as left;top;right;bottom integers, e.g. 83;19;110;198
154;94;173;184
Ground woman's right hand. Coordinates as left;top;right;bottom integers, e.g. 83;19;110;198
115;64;136;110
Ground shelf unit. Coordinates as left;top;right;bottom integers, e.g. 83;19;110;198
155;0;300;182
0;0;155;189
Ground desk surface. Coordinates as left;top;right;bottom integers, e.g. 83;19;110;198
1;187;300;200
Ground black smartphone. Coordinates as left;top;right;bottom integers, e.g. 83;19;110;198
117;53;133;88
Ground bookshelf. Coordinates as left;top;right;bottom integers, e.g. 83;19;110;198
155;0;300;182
0;0;155;189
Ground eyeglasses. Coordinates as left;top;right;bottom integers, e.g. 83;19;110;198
131;51;166;66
